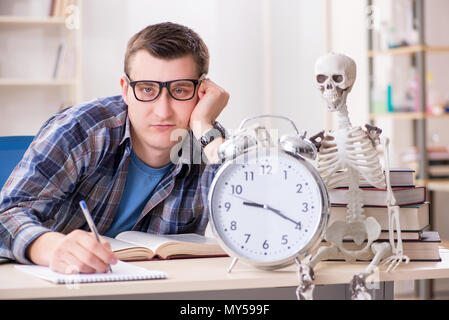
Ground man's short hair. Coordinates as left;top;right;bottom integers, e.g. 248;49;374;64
124;22;209;77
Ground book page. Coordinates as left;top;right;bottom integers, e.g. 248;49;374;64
102;236;140;252
115;231;218;251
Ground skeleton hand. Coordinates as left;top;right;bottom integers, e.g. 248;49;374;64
309;130;325;151
365;124;382;147
381;250;410;272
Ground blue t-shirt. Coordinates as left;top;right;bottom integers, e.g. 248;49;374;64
104;150;173;238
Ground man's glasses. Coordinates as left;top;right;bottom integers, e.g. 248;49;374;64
125;73;205;102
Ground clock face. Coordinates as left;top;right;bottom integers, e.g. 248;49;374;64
209;149;328;267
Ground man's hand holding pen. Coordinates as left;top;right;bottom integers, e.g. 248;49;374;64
26;229;118;274
25;201;118;275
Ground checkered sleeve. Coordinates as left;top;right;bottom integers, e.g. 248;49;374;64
0;112;92;264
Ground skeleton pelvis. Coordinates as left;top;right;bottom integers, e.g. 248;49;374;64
324;217;381;261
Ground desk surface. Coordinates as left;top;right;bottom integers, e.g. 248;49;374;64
2;247;449;299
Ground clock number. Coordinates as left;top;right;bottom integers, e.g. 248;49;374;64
244;171;254;181
302;202;309;212
224;202;231;212
262;240;269;250
296;183;303;193
231;185;243;195
281;234;288;245
260;165;272;175
295;222;302;230
230;221;237;230
283;170;288;180
244;233;251;243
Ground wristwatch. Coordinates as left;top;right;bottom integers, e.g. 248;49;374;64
198;121;227;148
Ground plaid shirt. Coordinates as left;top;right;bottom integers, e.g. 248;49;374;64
0;95;221;264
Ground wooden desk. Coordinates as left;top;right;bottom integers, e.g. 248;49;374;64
2;248;449;300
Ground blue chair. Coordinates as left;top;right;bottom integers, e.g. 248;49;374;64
0;136;34;189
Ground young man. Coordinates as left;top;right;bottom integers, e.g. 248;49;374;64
0;22;229;274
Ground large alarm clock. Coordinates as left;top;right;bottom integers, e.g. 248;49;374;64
208;115;330;271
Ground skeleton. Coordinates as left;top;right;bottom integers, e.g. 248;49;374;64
297;52;410;300
349;273;372;300
295;261;315;300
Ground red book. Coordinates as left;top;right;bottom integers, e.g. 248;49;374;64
329;186;426;207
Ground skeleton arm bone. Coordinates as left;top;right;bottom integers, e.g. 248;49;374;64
380;137;410;271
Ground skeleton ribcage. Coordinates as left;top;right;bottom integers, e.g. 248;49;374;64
316;126;386;190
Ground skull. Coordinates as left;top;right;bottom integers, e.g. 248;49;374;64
315;52;356;112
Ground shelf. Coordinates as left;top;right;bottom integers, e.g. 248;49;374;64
0;78;77;86
425;46;449;53
369;112;449;120
0;15;65;25
425;113;449;119
368;45;449;57
0;1;82;136
369;112;425;120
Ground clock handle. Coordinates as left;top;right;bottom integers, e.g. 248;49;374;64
238;114;300;134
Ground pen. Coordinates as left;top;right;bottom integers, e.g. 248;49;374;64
79;200;113;273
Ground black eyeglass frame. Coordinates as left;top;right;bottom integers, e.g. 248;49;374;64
124;73;205;102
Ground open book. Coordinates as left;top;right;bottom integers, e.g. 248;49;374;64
103;231;227;261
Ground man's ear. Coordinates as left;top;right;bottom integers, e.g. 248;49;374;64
120;76;129;105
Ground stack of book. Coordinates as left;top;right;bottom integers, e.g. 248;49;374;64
323;169;441;262
400;146;449;179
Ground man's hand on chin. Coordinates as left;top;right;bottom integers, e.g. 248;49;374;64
190;78;229;163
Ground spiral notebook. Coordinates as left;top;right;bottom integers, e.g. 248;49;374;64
15;261;167;284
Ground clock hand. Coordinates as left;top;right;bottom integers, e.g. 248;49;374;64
242;201;265;209
233;194;301;227
254;203;301;227
242;201;286;219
